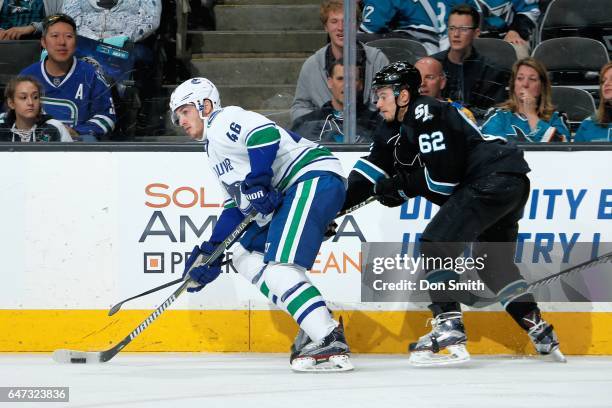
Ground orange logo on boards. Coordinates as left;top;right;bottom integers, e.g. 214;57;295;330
144;183;222;209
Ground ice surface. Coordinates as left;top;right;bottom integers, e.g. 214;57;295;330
1;353;611;408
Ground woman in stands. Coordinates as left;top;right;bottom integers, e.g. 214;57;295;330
0;75;72;142
574;62;612;142
480;57;570;142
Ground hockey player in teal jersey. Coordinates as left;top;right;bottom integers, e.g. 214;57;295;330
169;78;353;372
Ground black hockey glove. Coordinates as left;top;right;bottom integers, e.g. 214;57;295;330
323;221;338;240
373;176;406;207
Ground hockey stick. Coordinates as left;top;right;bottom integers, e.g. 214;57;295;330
108;257;231;316
337;196;376;217
52;211;258;364
460;250;612;309
108;196;378;315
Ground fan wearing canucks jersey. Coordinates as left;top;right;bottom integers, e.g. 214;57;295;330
169;78;353;372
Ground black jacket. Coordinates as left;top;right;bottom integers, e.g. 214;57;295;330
0;113;64;142
432;47;509;120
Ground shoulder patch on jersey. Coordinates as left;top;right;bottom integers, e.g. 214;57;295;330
415;103;434;122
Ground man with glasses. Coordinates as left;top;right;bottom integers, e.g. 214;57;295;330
432;4;508;122
20;13;116;141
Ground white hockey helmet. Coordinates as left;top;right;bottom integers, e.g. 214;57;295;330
169;77;221;126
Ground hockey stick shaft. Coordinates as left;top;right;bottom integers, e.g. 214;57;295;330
337;196;376;217
465;250;612;308
54;212;257;364
109;197;377;314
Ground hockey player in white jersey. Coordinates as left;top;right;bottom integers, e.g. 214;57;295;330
169;78;353;372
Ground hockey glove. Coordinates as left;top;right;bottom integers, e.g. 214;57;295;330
183;242;224;293
240;174;283;216
373;176;407;207
324;221;338;239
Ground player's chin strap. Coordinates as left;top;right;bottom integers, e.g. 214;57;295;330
196;115;209;142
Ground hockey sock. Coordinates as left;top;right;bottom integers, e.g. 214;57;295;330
428;302;461;317
505;294;539;331
262;262;336;342
231;243;269;290
229;244;336;342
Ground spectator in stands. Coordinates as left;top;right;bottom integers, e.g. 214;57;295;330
0;0;63;40
291;0;388;122
481;57;570;142
0;75;72;141
291;58;381;143
20;13;116;141
61;0;160;45
62;1;164;136
432;4;507;121
574;62;612;142
472;0;540;59
415;56;476;123
358;0;477;54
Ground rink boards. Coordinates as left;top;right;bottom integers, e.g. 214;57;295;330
1;148;611;354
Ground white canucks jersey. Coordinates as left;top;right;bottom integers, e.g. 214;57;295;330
204;106;345;214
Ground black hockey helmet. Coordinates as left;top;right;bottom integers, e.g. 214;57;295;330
372;61;421;98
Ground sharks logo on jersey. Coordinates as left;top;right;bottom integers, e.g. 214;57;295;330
510;125;529;142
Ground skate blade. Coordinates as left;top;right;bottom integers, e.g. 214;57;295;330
291;354;354;373
409;345;470;367
547;348;567;363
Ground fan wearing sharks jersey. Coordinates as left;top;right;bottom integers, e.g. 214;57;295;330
169;77;353;373
480;58;570;143
473;0;540;58
358;0;477;54
344;62;564;366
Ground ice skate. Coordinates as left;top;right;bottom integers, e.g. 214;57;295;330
290;318;353;372
408;311;470;366
523;310;566;363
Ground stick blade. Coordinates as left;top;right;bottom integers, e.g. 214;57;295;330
108;303;122;316
52;349;103;364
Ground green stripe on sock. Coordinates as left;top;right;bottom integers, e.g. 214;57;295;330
286;286;321;317
260;282;270;298
280;179;313;263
